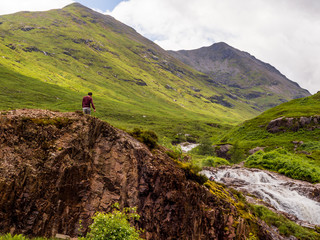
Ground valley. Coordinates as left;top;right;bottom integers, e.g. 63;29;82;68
0;2;319;240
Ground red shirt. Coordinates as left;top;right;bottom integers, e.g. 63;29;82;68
82;96;95;109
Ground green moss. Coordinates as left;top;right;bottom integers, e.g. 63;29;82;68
250;205;320;239
176;161;208;185
31;117;72;128
129;128;158;149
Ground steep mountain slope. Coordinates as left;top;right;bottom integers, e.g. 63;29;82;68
169;42;310;111
0;3;259;140
0;109;285;239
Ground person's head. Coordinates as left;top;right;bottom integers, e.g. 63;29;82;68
88;92;93;96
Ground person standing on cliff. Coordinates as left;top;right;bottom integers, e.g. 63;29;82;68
82;92;96;115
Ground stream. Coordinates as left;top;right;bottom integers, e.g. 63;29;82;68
201;167;320;226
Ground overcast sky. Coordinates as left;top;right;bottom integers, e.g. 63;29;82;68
0;0;319;94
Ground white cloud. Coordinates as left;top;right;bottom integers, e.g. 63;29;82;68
0;0;74;15
111;0;320;94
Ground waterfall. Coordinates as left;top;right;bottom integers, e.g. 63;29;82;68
201;167;320;225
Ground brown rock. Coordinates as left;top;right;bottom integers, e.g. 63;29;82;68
0;109;282;239
215;144;232;160
267;115;320;133
248;147;265;155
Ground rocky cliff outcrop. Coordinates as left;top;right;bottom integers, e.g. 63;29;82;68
0;109;281;239
267;116;320;133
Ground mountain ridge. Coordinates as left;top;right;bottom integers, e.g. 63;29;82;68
0;3;259;140
169;42;310;110
0;2;310;140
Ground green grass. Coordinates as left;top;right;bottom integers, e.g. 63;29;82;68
250;205;320;240
245;148;320;183
201;156;230;167
0;233;54;240
0;4;259;141
218;92;320;156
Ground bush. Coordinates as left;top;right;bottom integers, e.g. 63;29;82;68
228;141;245;163
0;234;28;240
202;156;230;167
299;141;320;152
0;234;51;239
129;128;158;149
197;135;214;155
84;203;143;240
161;137;183;160
245;149;320;183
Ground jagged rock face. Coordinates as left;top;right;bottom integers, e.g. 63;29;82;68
267;116;320;133
0;109;279;239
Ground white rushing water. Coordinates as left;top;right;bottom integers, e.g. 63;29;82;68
179;142;199;153
201;168;320;225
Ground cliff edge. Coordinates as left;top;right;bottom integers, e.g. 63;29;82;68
0;109;281;239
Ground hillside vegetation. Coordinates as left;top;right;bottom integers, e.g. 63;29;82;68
218;92;320;181
0;3;261;141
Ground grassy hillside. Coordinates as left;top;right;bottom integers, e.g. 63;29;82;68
220;92;320;146
0;3;259;140
218;92;320;181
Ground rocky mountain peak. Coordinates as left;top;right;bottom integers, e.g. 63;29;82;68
169;42;310;110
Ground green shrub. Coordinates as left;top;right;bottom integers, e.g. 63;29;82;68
202;156;230;167
228;141;245;163
84;203;143;240
197;135;214;155
299;141;320;152
0;234;51;240
161;137;183;160
141;130;158;149
245;149;320;183
129;128;158;149
0;234;28;240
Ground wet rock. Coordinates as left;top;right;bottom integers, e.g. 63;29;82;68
203;166;320;227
